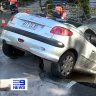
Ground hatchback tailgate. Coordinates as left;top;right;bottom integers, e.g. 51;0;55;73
7;13;60;38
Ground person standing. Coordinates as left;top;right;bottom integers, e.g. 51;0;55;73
52;3;63;18
55;3;63;16
8;0;18;14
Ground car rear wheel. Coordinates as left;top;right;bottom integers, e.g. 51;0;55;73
2;43;25;59
51;51;76;78
59;51;76;78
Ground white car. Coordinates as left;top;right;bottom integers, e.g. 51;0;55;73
0;13;96;78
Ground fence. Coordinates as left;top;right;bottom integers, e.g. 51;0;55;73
46;3;84;19
45;1;96;20
89;1;96;17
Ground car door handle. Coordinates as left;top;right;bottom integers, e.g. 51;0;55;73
92;51;95;53
18;38;24;43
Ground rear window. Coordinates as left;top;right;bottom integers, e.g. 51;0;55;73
66;20;82;27
53;18;82;27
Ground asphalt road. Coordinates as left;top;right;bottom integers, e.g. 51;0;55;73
0;47;96;96
0;12;96;96
0;12;96;83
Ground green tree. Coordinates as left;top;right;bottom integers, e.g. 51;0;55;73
45;0;52;6
79;0;90;18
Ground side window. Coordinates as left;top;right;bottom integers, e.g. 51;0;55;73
84;29;96;47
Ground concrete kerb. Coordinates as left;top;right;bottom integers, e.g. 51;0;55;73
0;45;2;48
18;7;41;13
0;8;40;14
0;79;10;91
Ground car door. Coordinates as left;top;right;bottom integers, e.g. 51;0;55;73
84;29;96;71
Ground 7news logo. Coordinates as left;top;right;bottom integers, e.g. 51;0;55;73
11;78;28;90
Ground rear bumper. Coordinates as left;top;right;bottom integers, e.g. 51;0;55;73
3;39;60;62
0;27;66;62
4;26;64;48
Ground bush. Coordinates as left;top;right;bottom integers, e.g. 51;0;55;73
79;0;90;18
18;0;35;6
45;0;52;6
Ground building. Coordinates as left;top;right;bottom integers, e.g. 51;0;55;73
89;0;96;8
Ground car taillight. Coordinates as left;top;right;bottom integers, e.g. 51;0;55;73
50;26;73;36
10;16;14;21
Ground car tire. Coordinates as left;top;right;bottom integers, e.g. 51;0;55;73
59;51;76;78
51;51;76;78
2;43;25;59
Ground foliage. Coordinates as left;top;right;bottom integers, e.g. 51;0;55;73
45;0;52;6
79;0;90;17
18;0;35;6
19;0;35;1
